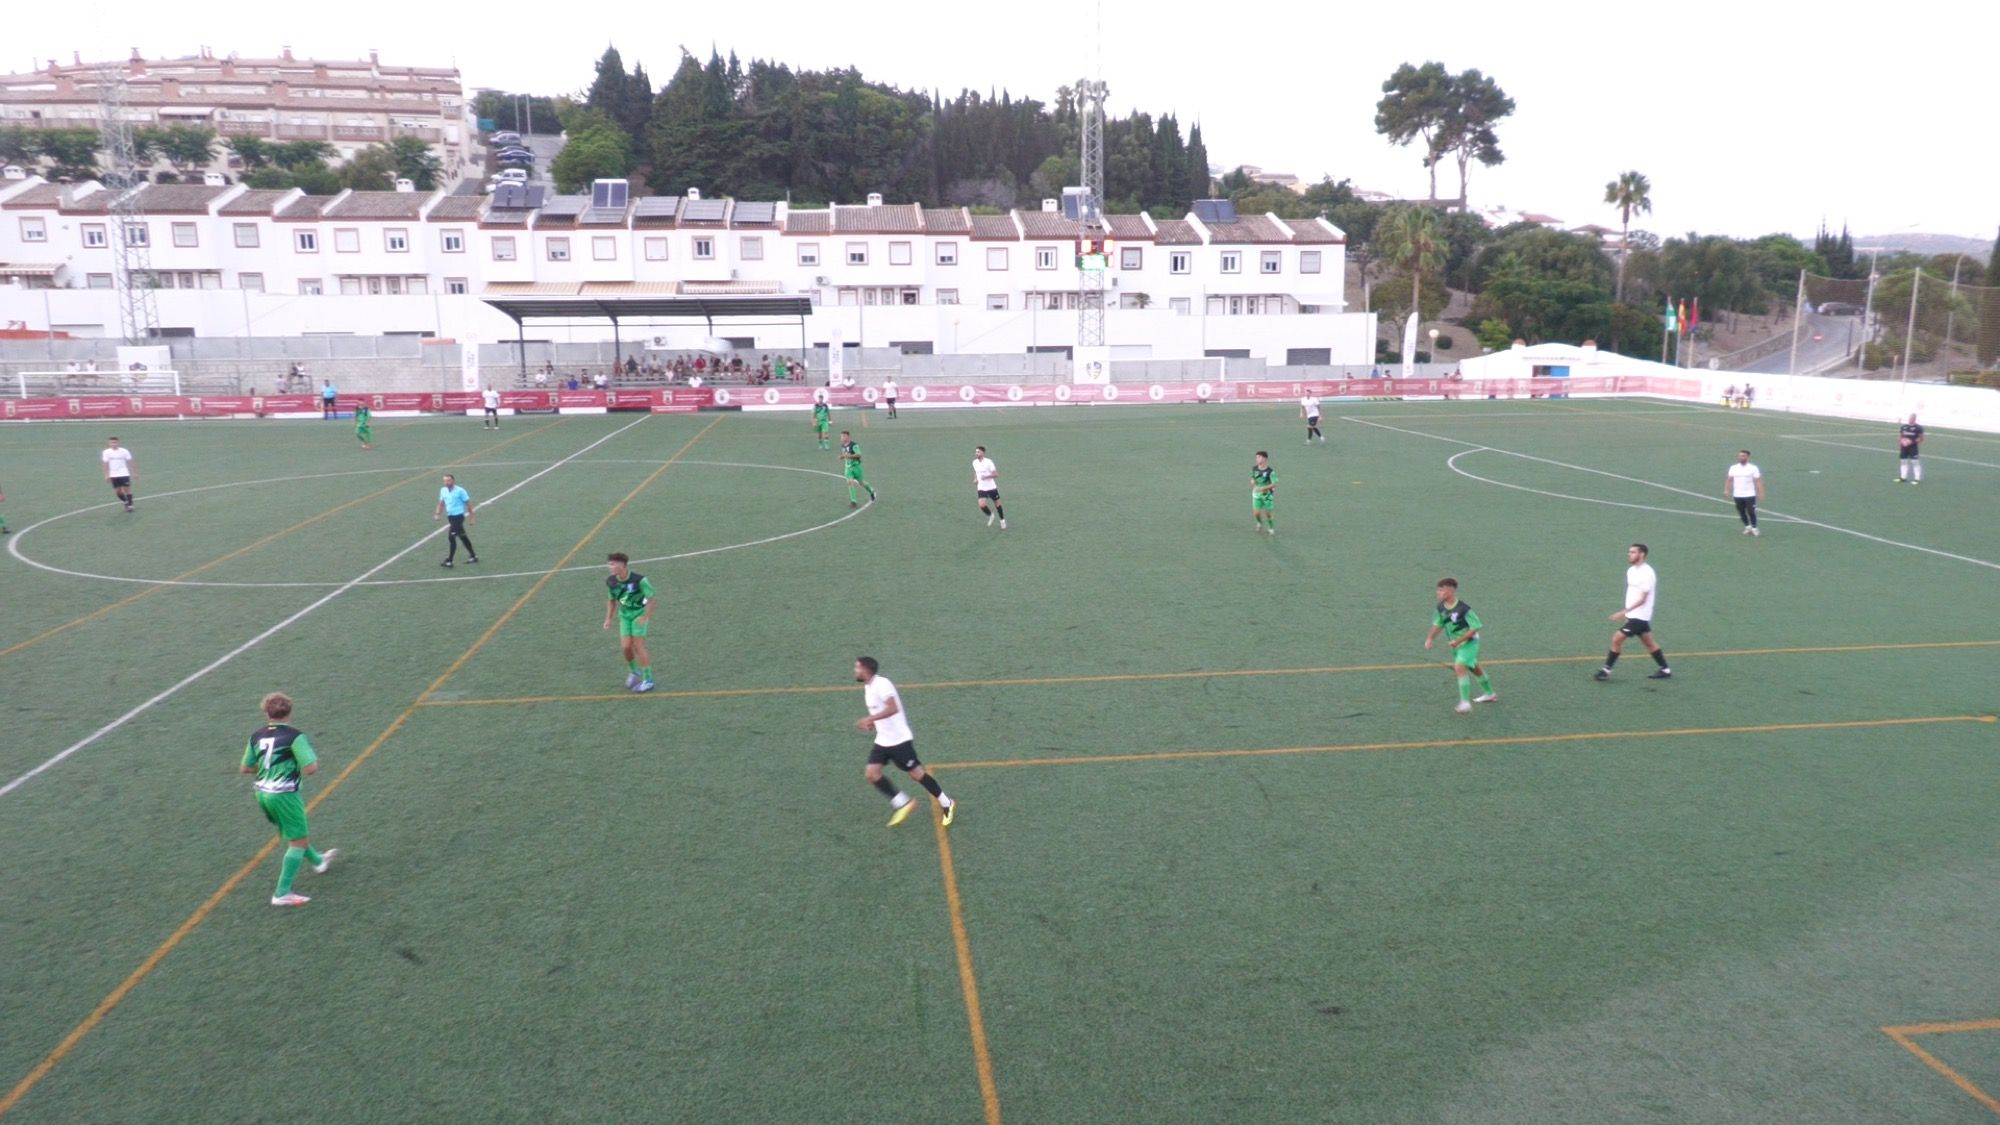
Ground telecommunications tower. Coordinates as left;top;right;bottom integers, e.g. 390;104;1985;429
1074;77;1109;348
97;64;159;343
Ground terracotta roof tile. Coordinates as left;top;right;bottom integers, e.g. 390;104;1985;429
784;210;831;234
922;207;970;233
124;184;231;213
426;195;485;222
831;202;923;233
1284;217;1345;244
1015;210;1084;238
275;195;332;220
1106;214;1154;240
59;189;119;214
218;188;292;215
1151;219;1202;245
969;214;1019;240
1;183;65;209
322;191;431;220
1201;213;1292;244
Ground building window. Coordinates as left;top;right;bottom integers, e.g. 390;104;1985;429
936;242;958;266
406;276;427;295
845;242;868;265
644;237;668;261
797;242;819;266
547;237;570;262
238;272;263;291
1170;297;1190;315
1300;251;1322;274
740;236;763;260
82;223;108;248
86;272;113;289
937;288;958;305
1120;247;1142;270
986;247;1008;270
333;228;359;253
441;277;466;294
1169;251;1190;274
124;222;149;247
385;228;409;253
1035;246;1057;270
491;236;516;261
889;241;912;266
19;217;46;242
233;223;260;248
1228;296;1243;315
299;278;323;295
294;230;318;253
168;222;197;248
1220;252;1240;273
592;236;617;261
1261;251;1281;274
837;288;857;307
442;229;465;253
986;294;1008;310
693;237;714;260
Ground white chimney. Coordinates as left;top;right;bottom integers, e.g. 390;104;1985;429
686;187;701;200
866;192;883;207
1042;198;1058;212
1;165;25;181
201;170;225;186
394;177;415;193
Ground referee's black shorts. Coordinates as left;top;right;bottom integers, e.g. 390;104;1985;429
1619;617;1652;638
867;741;921;771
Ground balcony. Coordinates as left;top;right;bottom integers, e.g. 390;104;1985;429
331;125;386;142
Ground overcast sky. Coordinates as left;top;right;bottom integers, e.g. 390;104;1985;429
12;0;1990;242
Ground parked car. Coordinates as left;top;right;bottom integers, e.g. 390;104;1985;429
490;130;521;146
496;149;535;165
1817;301;1863;317
490;168;529;184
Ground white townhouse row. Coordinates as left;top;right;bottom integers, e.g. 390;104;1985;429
0;176;1376;365
0;48;474;185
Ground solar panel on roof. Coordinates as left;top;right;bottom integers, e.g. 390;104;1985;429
732;201;776;224
492;183;529;209
1193;199;1237;224
591;180;629;210
682;199;727;222
634;197;679;217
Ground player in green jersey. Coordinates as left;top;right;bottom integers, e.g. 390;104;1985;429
241;692;336;906
1424;578;1497;713
353;401;373;449
602;552;656;692
839;431;876;508
813;398;832;450
0;481;9;534
1251;451;1277;534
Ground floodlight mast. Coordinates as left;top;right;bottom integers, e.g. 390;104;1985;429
98;65;159;343
1076;78;1109;348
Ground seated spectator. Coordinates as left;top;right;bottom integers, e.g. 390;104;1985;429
534;367;549;388
566;376;580;391
594;371;609;390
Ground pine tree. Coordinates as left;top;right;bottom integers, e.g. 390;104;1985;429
587;47;629;129
1184;124;1210;207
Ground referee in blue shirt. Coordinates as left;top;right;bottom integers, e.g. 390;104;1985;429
434;473;479;568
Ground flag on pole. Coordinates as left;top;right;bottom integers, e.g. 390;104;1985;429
1690;298;1700;336
1664;298;1677;334
1677;300;1689;335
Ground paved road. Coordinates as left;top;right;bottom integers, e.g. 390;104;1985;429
1740;313;1864;375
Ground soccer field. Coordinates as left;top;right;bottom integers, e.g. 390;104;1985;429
2;398;1997;1123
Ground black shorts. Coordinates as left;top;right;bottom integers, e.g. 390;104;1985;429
484;407;499;416
447;514;467;531
977;488;1000;501
1619;618;1653;638
1899;445;1920;460
1306;414;1321;425
109;476;131;489
867;740;921;771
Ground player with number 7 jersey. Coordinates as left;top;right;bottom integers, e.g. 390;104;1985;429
241;692;336;906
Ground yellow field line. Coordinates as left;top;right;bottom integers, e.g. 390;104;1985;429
932;803;1002;1125
0;418;565;661
1882;1024;2000;1115
936;715;1994;771
0;415;721;1120
413;639;2000;709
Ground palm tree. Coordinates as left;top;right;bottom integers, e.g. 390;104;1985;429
1375;204;1447;323
1604;170;1651;303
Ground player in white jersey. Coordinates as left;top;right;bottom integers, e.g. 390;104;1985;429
854;656;955;827
972;445;1005;529
1724;449;1763;536
1596;543;1671;680
100;436;137;512
1300;394;1324;444
481;387;502;430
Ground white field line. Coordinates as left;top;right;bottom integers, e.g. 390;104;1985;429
1779;434;2000;470
0;416;652;800
1344;415;2000;572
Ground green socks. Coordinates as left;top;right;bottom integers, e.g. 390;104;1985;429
304;846;324;867
277;846;305;895
1457;677;1472;703
848;483;860;503
627;659;638;673
640;665;651;680
1479;674;1494;693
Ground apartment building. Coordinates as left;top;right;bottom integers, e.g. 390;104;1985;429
0;176;1375;364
